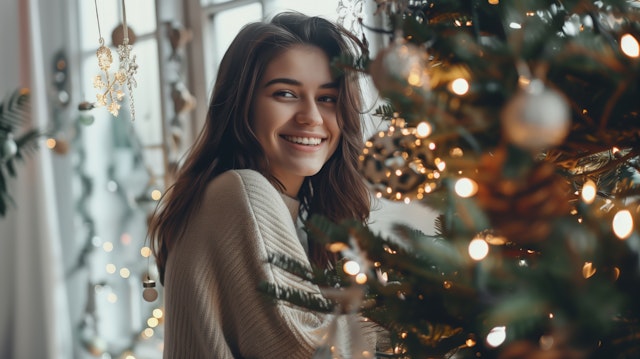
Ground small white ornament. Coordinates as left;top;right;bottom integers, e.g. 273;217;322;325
501;79;571;152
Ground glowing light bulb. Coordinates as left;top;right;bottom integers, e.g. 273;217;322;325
612;210;634;239
451;78;470;95
142;328;154;338
468;238;489;261
581;179;597;204
151;189;162;201
355;273;368;284
140;246;151;257
416;121;432;138
102;241;114;252
153;309;163;318
106;263;116;274
119;268;131;278
46;138;57;149
486;326;507;347
343;260;361;275
147;317;159;327
455;177;478;198
621;33;640;58
582;262;596;278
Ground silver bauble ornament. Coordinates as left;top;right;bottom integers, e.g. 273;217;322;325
0;133;18;161
501;80;571;152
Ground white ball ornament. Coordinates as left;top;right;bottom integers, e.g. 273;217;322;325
501;80;571;152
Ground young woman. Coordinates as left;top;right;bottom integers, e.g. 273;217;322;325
149;12;379;358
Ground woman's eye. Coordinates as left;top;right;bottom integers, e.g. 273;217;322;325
318;95;337;103
274;90;295;98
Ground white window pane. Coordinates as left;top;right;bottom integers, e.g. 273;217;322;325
79;0;119;51
130;39;163;146
267;0;340;20
124;0;157;35
211;4;264;67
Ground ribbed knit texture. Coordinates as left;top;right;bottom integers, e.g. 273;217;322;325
162;169;379;358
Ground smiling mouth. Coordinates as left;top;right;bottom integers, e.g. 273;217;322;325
282;135;323;146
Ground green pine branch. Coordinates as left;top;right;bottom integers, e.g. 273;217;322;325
0;88;40;217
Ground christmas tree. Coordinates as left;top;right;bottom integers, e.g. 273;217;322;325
270;1;640;358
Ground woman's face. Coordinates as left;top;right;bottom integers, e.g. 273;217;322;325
252;45;341;197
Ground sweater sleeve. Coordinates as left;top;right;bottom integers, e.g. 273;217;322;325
163;169;334;359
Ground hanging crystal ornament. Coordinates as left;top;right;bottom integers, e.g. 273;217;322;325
337;0;365;39
92;0;137;120
93;0;125;117
116;0;138;121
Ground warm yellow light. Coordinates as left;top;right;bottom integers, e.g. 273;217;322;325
102;241;114;252
151;189;162;201
119;268;131;278
486;326;507;347
468;238;489;261
582;262;596;278
140;246;151;257
147;317;159;328
435;158;446;171
450;78;469;95
455;178;478;198
613;209;634;239
46;138;57;149
142;328;155;338
355;273;368;284
153;309;164;318
488;0;499;4
343;260;361;275
581;179;597;204
416;121;432;138
106;263;116;274
466;337;476;347
621;33;640;58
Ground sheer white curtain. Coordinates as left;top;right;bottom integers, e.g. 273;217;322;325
0;0;71;357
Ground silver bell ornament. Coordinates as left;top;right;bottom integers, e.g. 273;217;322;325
369;36;430;100
359;117;443;201
501;79;571;152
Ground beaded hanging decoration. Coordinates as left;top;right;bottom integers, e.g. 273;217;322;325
92;0;138;120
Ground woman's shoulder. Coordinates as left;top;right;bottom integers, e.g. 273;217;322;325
204;169;281;205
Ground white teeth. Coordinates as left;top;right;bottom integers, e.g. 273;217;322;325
283;136;322;146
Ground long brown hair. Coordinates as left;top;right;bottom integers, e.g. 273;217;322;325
148;12;370;283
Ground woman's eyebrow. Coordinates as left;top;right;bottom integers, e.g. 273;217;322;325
264;78;300;87
263;78;338;89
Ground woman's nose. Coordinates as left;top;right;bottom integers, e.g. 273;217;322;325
295;100;323;126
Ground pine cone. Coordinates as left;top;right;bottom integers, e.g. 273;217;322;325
474;148;573;245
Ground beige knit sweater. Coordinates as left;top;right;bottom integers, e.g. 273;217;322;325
163;169;378;358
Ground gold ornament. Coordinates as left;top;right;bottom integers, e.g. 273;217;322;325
359;117;442;201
